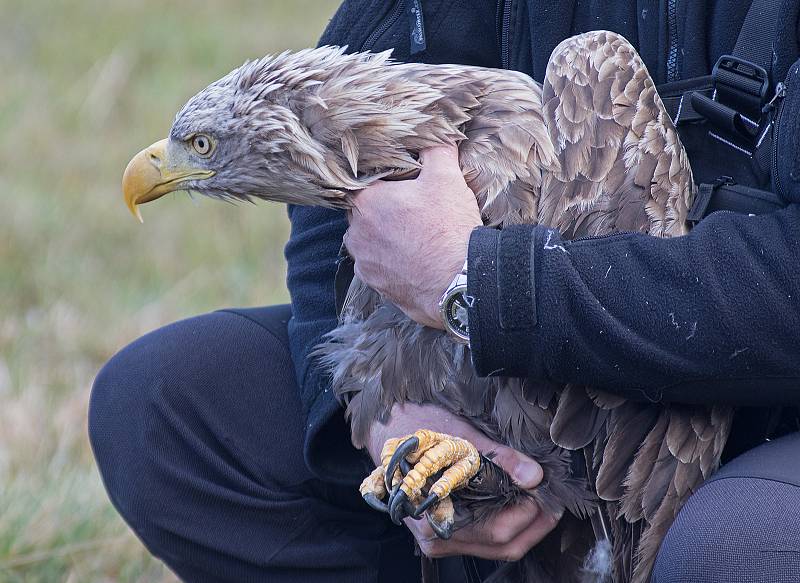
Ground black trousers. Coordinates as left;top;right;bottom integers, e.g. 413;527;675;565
89;305;800;582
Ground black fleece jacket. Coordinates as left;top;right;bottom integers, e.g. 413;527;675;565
285;0;800;483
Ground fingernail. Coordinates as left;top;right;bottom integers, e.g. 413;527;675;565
511;458;543;489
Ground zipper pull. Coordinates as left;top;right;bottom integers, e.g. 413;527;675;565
762;82;786;114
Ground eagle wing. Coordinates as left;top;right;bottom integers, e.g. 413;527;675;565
316;31;733;583
539;30;692;239
538;31;734;582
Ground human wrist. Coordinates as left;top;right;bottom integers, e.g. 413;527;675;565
420;229;472;329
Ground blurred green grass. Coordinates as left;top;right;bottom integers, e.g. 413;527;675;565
0;0;340;580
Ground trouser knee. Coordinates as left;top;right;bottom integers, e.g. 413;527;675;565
89;307;422;582
652;476;800;582
88;308;308;541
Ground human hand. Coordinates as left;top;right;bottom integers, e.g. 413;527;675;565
367;402;560;561
346;146;482;329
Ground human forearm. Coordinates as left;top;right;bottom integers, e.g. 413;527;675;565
468;206;800;405
344;143;800;405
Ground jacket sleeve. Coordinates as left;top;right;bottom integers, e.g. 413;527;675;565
285;205;370;483
467;205;800;406
284;3;386;484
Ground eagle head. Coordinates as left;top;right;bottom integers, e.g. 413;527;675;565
122;46;408;221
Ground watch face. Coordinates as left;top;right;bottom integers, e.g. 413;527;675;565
443;290;469;342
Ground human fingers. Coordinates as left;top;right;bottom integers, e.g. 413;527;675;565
449;497;541;545
461;433;543;490
408;499;560;560
483;444;544;490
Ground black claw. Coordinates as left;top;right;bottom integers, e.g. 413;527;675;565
362;492;388;513
389;489;411;525
386;483;400;513
413;493;439;518
426;512;453;540
384;436;420;492
399;458;412;475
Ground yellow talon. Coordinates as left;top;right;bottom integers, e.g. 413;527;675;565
359;429;481;531
397;435;480;499
359;465;387;499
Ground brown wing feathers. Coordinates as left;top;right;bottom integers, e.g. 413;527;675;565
540;32;732;582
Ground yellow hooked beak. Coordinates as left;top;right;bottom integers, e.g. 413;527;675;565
122;138;215;222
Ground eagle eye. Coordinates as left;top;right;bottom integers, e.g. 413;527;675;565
191;134;214;157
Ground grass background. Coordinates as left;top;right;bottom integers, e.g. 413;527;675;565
1;1;340;580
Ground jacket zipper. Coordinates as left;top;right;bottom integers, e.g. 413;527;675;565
666;0;679;82
362;0;405;51
501;0;512;69
769;81;788;198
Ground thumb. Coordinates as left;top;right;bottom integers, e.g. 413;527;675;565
418;145;460;178
487;445;544;490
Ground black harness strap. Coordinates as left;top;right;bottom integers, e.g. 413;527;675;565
660;75;714;125
662;0;782;129
689;0;782;143
656;0;791;225
686;177;787;225
731;0;779;75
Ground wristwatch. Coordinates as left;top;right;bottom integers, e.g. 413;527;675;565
438;259;470;344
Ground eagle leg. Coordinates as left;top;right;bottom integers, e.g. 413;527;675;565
363;430;482;529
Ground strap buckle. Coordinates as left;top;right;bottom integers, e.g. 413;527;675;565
712;55;770;119
691;56;772;146
687;176;735;225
